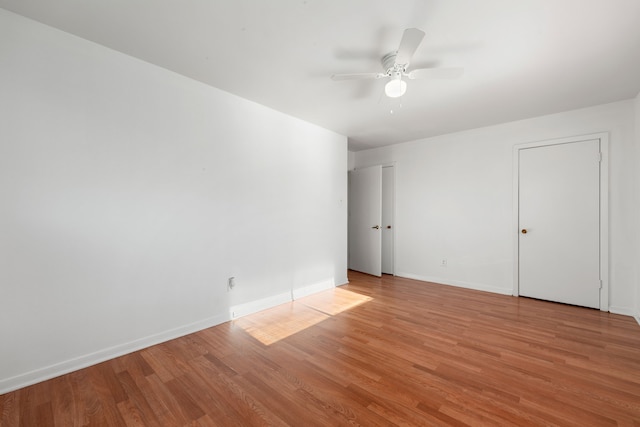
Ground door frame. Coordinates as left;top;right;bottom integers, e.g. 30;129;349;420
512;132;609;311
348;162;396;276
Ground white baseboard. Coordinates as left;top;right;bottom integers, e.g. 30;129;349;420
607;306;640;326
395;272;513;296
229;279;339;319
0;275;347;394
335;276;349;287
292;279;335;299
229;292;292;319
608;305;636;317
0;313;230;395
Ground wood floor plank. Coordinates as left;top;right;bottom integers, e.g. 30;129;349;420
34;401;54;426
50;375;77;427
187;354;288;426
16;388;36;427
170;370;246;427
3;271;640;426
116;371;161;427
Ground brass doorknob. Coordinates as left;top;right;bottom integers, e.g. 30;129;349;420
521;229;528;234
372;225;380;229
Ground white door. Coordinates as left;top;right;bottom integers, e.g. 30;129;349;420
518;139;601;308
381;166;394;274
349;166;382;277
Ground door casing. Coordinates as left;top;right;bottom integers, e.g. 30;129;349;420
512;133;609;311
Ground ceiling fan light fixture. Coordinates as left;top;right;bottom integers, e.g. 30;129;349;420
385;75;407;98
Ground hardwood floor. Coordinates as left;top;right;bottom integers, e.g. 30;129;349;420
2;271;640;426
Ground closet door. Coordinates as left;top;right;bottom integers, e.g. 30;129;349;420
518;139;601;308
349;166;382;277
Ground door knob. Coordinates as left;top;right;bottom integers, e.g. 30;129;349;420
372;225;380;229
521;229;528;234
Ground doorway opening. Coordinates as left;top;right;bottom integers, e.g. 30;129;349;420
348;164;395;277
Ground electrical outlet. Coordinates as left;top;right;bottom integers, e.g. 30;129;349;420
228;277;235;291
440;259;447;267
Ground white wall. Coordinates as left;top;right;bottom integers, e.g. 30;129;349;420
635;91;640;323
347;150;356;171
354;100;637;314
0;9;347;393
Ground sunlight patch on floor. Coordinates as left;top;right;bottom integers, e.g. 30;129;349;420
233;287;373;345
300;287;373;316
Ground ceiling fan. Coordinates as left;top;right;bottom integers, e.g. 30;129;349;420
331;28;463;98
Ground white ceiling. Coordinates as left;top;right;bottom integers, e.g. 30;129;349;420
2;0;640;151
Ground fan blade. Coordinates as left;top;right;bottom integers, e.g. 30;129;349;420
395;28;425;65
407;67;464;79
331;73;384;81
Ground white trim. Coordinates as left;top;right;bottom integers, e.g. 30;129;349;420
0;313;229;395
231;277;344;319
599;137;610;311
512;132;610;311
336;276;349;287
1;275;348;394
609;307;640;327
229;292;292;319
512;145;521;297
292;279;335;299
608;305;637;317
395;272;513;296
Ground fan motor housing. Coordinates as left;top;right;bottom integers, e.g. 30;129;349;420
381;52;405;74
